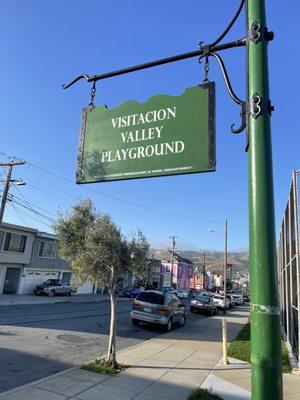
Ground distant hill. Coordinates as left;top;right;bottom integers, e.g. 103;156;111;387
151;249;249;271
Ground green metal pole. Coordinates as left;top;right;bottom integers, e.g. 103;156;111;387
247;1;283;399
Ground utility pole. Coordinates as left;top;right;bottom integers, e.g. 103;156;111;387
0;161;26;226
169;236;177;288
247;1;283;399
199;249;206;289
223;220;228;314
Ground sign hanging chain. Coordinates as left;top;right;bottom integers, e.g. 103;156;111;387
199;51;210;83
203;56;210;83
89;81;96;110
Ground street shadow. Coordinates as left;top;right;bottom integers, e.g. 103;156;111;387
0;347;72;393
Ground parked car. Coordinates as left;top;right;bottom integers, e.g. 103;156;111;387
192;290;210;298
130;290;186;331
190;294;217;315
243;294;250;303
212;294;229;310
33;279;77;296
231;294;244;305
169;288;178;296
121;288;142;298
226;295;234;308
117;287;132;297
177;289;189;299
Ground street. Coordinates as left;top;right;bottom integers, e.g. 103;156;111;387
0;297;197;393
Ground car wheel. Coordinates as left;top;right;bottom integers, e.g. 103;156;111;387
68;290;74;296
178;314;186;327
165;318;173;332
48;290;55;297
132;319;139;326
190;307;195;313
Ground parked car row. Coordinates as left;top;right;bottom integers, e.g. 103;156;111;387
118;286;190;299
129;287;248;332
190;290;247;313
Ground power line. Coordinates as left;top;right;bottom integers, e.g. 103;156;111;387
13;187;57;218
10;202;30;227
1;151;224;225
26;163;223;224
9;196;56;224
14;206;53;229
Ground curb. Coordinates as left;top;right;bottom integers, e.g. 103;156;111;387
0;297;133;307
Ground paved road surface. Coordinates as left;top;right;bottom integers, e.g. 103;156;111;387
0;297;202;393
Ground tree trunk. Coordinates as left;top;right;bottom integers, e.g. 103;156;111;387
107;286;117;366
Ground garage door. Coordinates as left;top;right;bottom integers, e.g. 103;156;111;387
20;270;59;294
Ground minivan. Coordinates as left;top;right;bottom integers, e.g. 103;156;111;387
130;290;186;331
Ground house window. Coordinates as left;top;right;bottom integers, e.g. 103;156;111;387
0;231;5;250
3;232;27;253
38;241;57;258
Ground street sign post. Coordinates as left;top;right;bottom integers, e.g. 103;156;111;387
77;83;215;183
247;1;283;398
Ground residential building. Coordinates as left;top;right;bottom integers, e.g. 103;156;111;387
0;223;38;294
0;222;95;295
149;258;161;288
214;275;223;288
192;272;206;290
155;250;195;290
19;231;72;294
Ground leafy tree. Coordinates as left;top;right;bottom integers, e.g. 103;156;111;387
54;199;149;366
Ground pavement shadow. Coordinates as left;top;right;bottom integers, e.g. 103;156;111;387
0;347;72;393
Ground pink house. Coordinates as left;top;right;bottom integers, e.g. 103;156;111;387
159;250;195;290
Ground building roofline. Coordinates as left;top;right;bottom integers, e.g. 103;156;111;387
0;222;39;234
37;232;58;240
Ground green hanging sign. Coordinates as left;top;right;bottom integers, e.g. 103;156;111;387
77;83;216;183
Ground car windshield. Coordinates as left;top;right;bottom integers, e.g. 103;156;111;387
195;295;210;303
136;291;164;305
43;279;59;285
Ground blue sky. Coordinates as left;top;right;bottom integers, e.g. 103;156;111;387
0;0;299;251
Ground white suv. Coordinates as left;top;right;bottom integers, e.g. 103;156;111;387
212;294;229;310
231;294;244;305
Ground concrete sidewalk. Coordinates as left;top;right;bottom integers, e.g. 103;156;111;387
0;293;111;306
0;307;249;400
0;306;298;400
201;356;300;400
